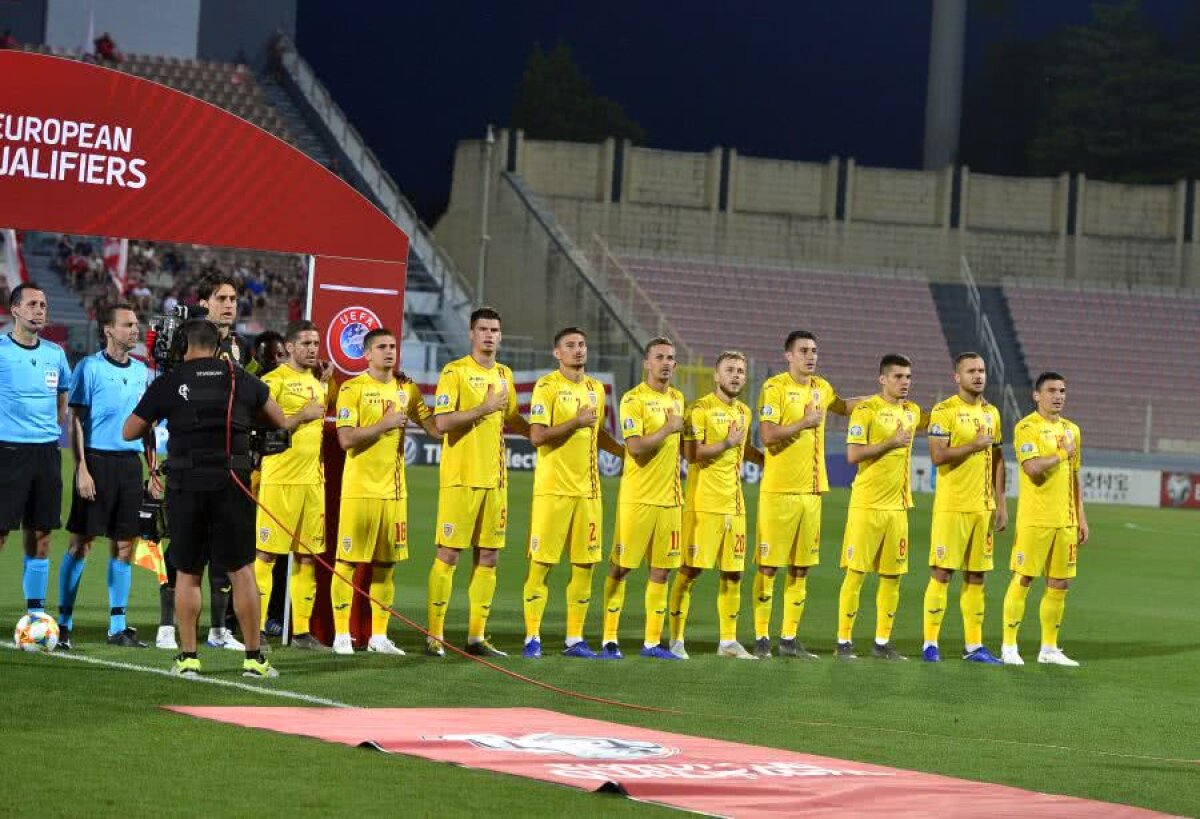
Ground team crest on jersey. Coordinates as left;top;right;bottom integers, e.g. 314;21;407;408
759;542;770;557
341;537;352;552
1015;551;1025;567
259;527;271;543
936;544;946;560
436;732;676;760
442;522;455;539
587;390;597;404
905;411;915;424
529;536;539;553
326;306;382;375
845;545;854;560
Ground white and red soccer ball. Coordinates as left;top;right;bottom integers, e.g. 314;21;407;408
14;613;59;653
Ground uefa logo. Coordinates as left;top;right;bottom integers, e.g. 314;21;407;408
326;306;382;375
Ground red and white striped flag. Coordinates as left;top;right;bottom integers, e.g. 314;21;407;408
2;228;28;292
103;237;128;295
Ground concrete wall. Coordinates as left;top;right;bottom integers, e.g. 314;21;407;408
435;133;1200;294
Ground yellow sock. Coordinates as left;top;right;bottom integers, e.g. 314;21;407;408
565;564;594;642
331;560;356;635
837;570;865;642
667;573;696;643
875;576;901;644
752;571;775;639
602;575;626;644
253;557;274;631
467;565;498;641
644;579;668;646
716;575;742;643
1040;587;1068;649
426;559;456;639
780;574;808;639
523;561;552;640
923;578;949;644
1002;575;1031;647
290;560;317;635
961;582;985;648
369;564;394;638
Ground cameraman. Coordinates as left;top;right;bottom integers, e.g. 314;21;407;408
196;273;248;648
123;319;294;678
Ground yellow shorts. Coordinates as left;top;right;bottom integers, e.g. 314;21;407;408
437;485;507;550
611;503;681;570
682;511;747;572
841;508;910;575
929;510;994;572
756;492;822;568
1011;526;1077;579
529;494;603;565
256;483;325;556
336;497;408;564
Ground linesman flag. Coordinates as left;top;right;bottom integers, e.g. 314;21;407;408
2;228;28;291
132;539;168;585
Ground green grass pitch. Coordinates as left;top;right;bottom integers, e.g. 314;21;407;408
1;463;1197;817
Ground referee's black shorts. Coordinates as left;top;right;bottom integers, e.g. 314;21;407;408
166;476;255;573
0;442;62;532
67;450;143;541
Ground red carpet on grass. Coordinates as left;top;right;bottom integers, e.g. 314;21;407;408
168;706;1170;818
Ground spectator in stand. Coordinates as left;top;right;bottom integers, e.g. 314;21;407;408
287;297;302;323
94;32;123;64
130;281;154;314
57;235;74;263
237;287;254;320
0;29;18;49
161;291;179;315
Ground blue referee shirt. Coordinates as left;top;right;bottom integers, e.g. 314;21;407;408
68;351;149;453
0;334;71;444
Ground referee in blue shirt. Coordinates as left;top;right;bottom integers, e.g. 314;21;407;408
58;303;153;649
0;283;71;615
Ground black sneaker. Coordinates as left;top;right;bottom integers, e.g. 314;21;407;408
753;637;772;659
58;626;72;651
465;639;507;658
289;633;328;651
872;642;908;661
779;638;820;660
106;627;148;648
835;642;857;660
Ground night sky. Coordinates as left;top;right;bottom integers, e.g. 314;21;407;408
295;0;1190;223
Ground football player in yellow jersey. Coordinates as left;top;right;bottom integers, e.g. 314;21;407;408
521;327;625;659
754;330;860;659
835;355;921;661
253;321;332;651
332;328;438;656
1001;372;1086;667
601;337;686;660
668;352;764;660
923;352;1008;664
426;307;530;658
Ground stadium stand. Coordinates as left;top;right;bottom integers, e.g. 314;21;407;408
1005;281;1200;452
622;257;956;409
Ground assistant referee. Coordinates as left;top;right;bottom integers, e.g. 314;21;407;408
0;283;71;615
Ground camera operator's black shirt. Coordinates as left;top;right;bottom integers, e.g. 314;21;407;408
132;357;268;470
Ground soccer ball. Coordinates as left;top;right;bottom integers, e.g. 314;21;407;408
14;613;59;653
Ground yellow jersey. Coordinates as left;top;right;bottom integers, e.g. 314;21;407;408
758;372;838;495
434;355;518;489
846;395;920;511
335;374;430;500
1014;412;1081;528
928;394;1002;512
528;369;605;499
683;392;750;515
259;365;327;486
618;381;684;508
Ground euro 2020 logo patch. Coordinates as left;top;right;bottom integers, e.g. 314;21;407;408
327;306;383;375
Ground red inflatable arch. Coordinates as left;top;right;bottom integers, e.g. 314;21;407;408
0;50;410;646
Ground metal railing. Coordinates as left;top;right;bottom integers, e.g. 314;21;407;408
275;36;473;342
961;255;1021;424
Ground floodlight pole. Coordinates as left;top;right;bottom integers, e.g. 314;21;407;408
476;124;495;304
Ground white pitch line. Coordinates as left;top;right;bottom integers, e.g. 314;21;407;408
2;643;352;708
1121;522;1191;537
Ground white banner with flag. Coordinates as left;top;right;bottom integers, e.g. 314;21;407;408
2;228;28;292
103;237;127;295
